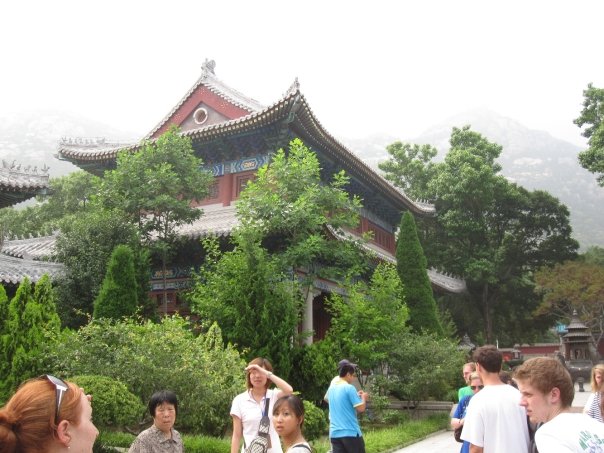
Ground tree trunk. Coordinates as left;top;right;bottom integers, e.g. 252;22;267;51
483;283;493;344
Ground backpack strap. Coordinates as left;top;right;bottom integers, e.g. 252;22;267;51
291;444;312;452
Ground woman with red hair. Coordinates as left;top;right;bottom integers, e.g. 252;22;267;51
0;375;99;453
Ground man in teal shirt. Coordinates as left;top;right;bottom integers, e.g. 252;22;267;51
326;359;368;453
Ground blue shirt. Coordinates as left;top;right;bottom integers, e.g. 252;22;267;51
326;378;363;438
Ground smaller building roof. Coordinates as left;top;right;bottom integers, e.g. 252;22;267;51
0;254;64;285
0;160;50;207
2;234;57;260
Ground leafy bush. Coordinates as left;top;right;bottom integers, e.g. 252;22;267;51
386;331;464;402
183;435;230;453
289;340;339;404
71;375;143;428
44;316;245;435
97;431;135;448
302;400;328;441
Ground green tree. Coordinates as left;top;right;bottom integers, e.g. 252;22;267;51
236;138;367;283
189;236;301;375
55;209;145;327
99;126;212;313
326;263;409;373
575;83;604;186
378;141;439;200
381;126;578;343
1;277;61;394
534;260;604;346
582;246;604;266
0;284;10;398
0;171;98;239
94;244;138;320
396;211;443;336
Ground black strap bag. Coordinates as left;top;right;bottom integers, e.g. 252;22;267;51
245;397;271;453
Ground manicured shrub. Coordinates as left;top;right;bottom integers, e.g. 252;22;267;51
302;399;328;441
71;375;143;428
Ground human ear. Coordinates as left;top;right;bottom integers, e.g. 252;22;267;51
56;420;72;447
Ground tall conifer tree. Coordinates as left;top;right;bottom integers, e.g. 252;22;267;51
94;244;138;320
396;211;443;336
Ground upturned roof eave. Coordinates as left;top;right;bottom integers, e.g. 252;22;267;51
55;87;434;215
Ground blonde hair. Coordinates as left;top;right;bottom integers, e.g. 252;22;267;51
0;377;83;453
590;364;604;392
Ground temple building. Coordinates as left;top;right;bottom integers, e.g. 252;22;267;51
0;161;64;286
56;60;465;340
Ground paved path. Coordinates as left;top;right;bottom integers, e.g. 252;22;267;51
392;383;590;453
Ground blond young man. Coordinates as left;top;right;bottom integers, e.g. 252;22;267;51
514;357;604;453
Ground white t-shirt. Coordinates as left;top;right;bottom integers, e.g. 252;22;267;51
461;384;529;453
536;412;604;452
230;388;282;453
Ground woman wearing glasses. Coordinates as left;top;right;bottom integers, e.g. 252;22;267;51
0;375;99;453
451;372;483;453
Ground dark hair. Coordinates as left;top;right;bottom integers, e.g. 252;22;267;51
0;377;85;453
273;395;305;427
473;345;502;373
148;390;178;417
246;357;274;390
514;357;574;408
339;364;355;377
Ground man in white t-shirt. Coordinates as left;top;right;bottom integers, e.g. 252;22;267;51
514;357;604;452
461;345;529;453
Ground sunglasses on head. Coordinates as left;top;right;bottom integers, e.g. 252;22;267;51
43;375;69;424
471;385;484;390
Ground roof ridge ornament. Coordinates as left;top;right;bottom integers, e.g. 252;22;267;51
201;58;216;76
285;77;300;97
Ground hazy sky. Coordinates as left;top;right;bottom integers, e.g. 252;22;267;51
2;0;603;146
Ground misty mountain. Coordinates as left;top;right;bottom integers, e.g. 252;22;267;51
344;109;604;249
0;110;138;178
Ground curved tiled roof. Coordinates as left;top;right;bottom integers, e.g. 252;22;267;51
0;160;50;207
0;254;64;285
176;204;239;238
56;91;434;215
2;234;57;259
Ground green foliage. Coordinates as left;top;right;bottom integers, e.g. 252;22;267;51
302;399;328;441
94;245;138;320
378;141;438;200
325;263;409;378
381;126;578;343
97;126;212;314
54;209;145;328
0;171;99;238
44;316;245;435
311;413;449;453
236;138;367;282
189;237;301;375
386;331;465;403
99;126;212;244
71;375;143;428
1;277;61;396
98;431;231;453
575;83;604;186
289;340;340;404
534;260;604;342
582;246;604;266
396;212;443;336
